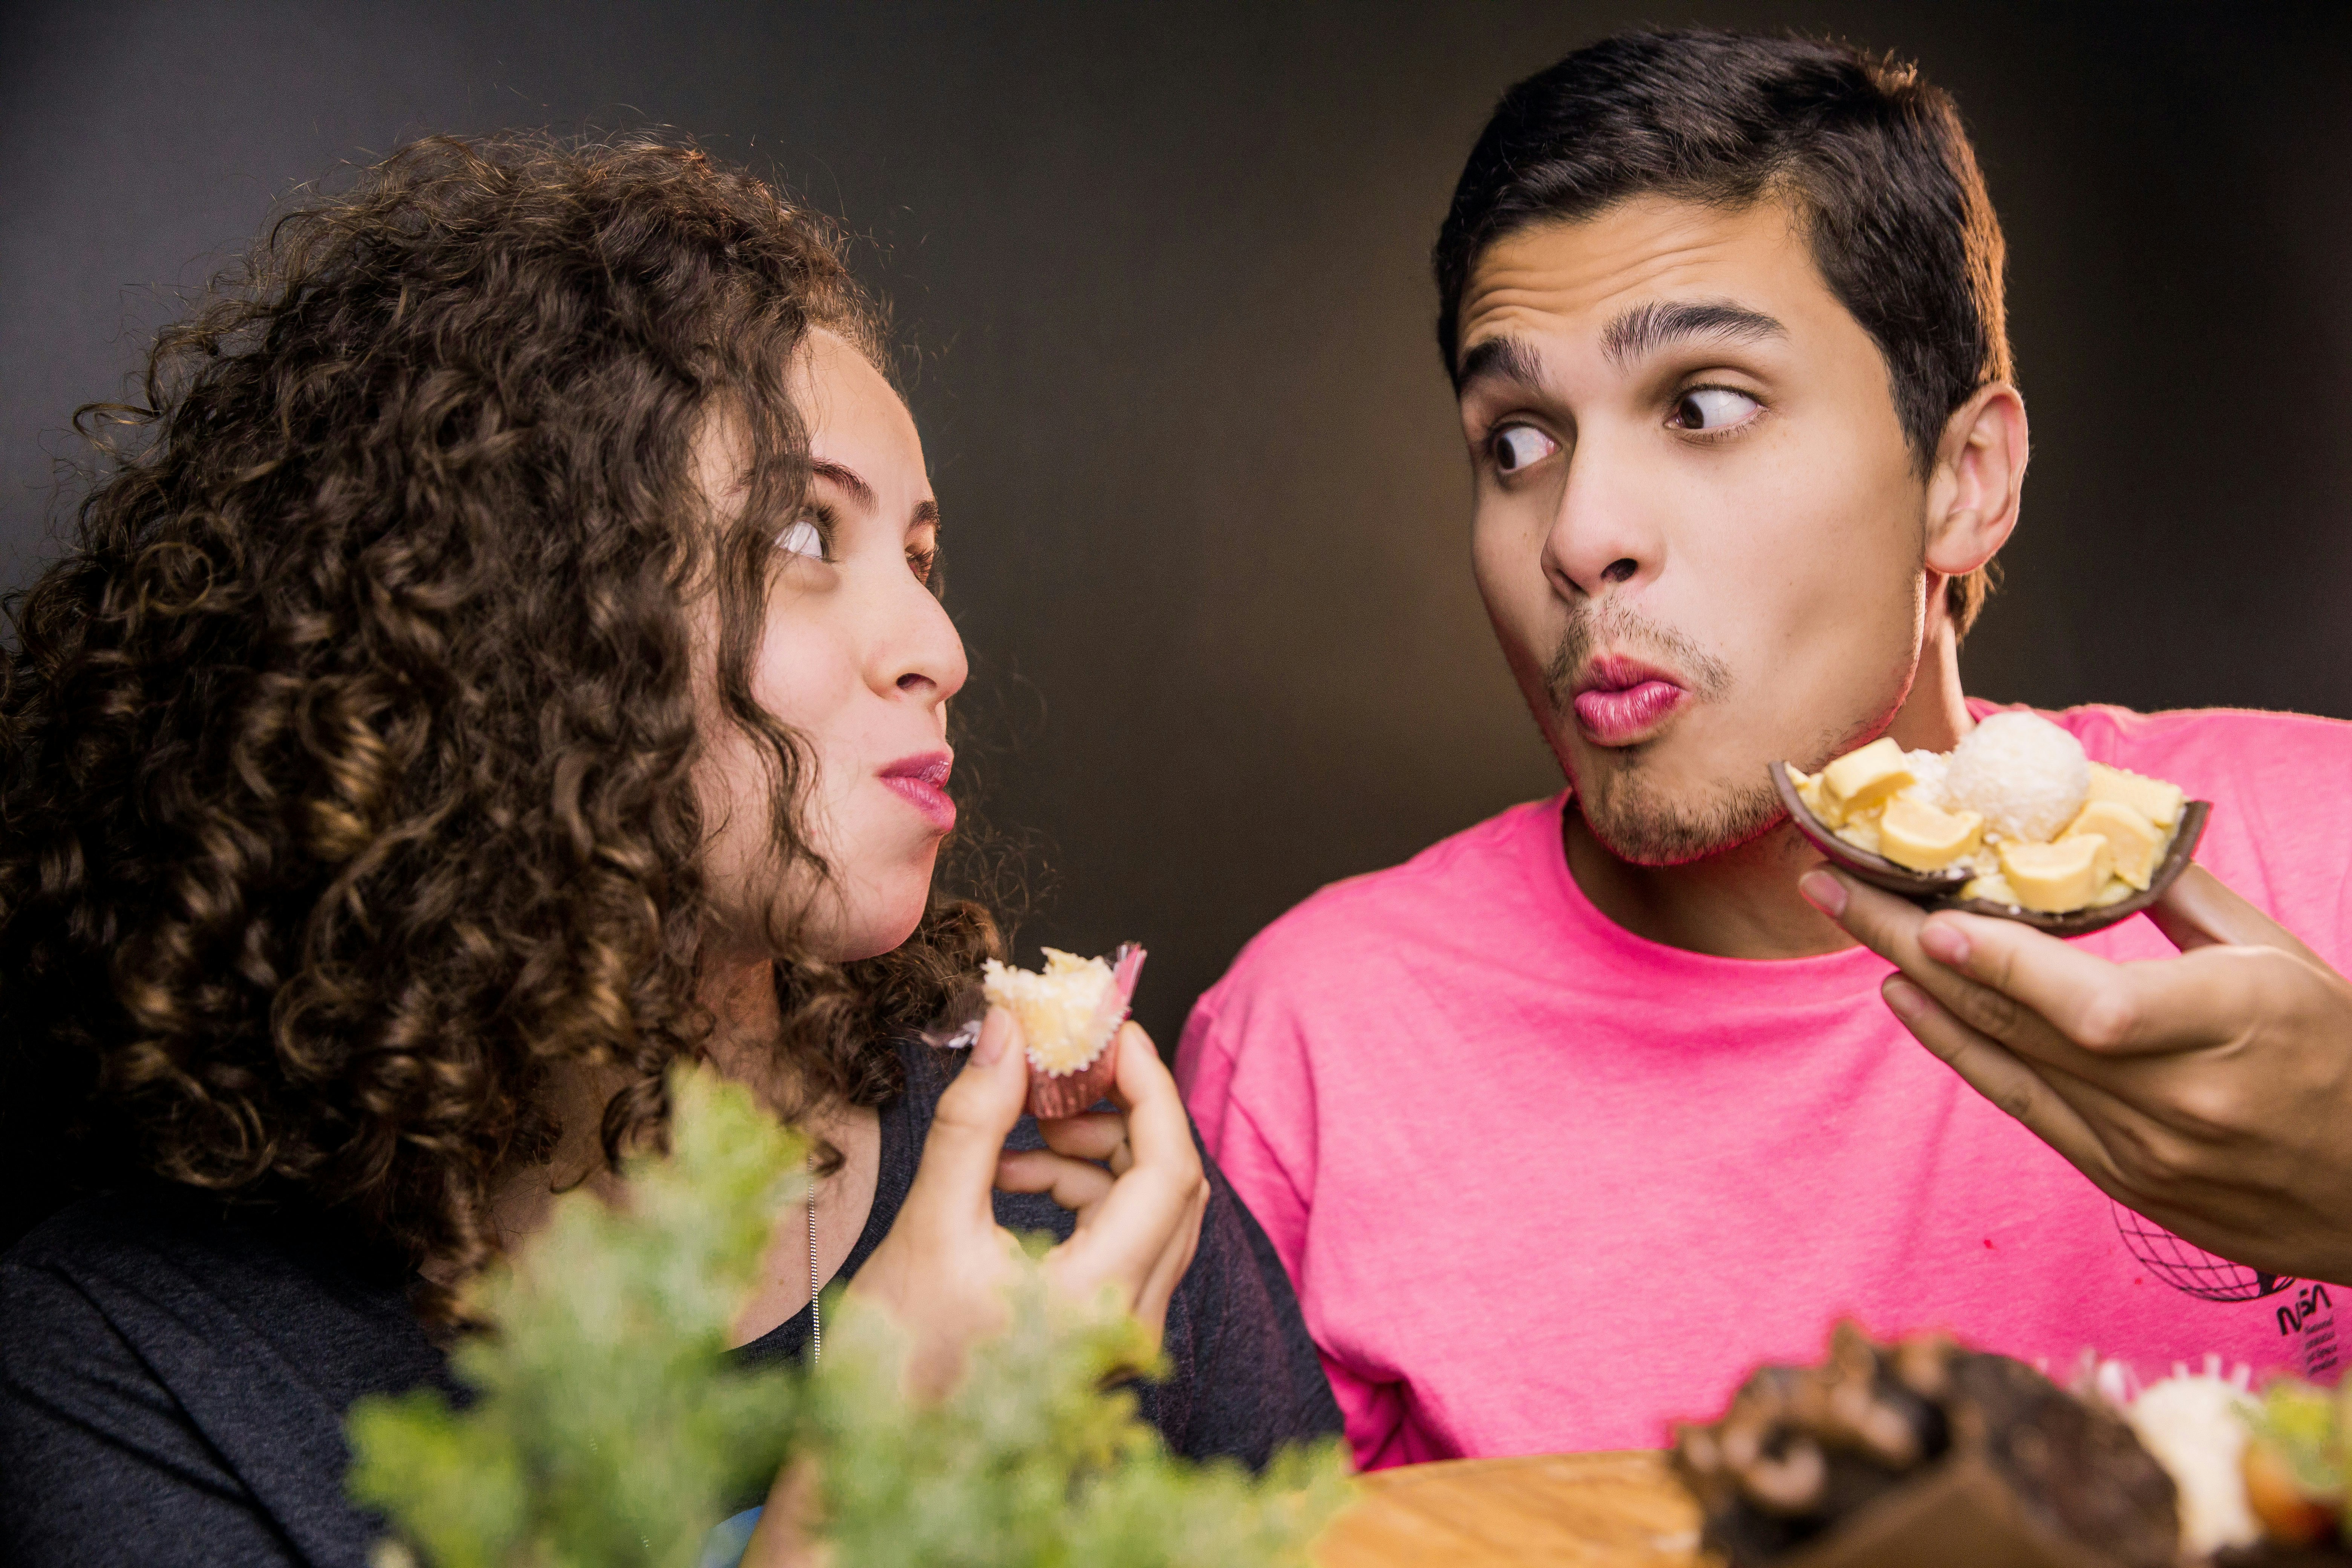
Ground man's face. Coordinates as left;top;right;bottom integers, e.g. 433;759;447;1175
1456;194;1932;865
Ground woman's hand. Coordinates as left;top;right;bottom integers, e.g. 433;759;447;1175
998;1018;1209;1349
847;1006;1209;1396
1809;863;2352;1285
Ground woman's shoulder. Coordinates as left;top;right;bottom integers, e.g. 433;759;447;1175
3;1191;451;1567
5;1187;448;1416
9;1189;426;1335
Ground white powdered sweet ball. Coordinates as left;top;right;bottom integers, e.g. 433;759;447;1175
1943;710;2089;843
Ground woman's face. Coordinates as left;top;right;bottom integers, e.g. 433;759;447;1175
695;330;967;964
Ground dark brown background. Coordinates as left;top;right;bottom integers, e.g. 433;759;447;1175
5;2;2349;1049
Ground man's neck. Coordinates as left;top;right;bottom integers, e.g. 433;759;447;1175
1564;616;1976;960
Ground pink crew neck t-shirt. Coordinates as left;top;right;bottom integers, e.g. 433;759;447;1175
1177;704;2352;1470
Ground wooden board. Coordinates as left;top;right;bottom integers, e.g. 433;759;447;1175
1315;1450;1710;1568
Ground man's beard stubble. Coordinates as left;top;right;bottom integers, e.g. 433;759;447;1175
1539;599;1783;868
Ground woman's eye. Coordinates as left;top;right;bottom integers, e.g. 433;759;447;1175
1670;387;1761;432
776;519;827;560
1491;424;1559;473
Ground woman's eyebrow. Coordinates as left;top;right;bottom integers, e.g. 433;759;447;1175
811;459;937;529
809;458;876;507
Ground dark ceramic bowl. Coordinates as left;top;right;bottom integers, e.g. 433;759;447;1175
1770;761;2210;938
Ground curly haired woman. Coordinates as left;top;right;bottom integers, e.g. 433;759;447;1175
0;134;1339;1567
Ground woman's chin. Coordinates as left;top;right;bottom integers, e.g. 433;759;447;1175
813;888;933;964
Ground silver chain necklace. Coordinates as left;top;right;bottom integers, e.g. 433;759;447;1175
806;1155;821;1364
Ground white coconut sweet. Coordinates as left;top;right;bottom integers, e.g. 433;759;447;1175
1899;749;1951;809
1943;711;2089;843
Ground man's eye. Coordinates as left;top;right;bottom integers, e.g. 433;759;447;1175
1670;387;1761;432
1491;424;1559;473
776;519;827;560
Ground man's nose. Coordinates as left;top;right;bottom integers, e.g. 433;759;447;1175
1541;431;1660;600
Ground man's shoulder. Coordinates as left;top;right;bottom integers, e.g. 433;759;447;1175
1191;796;1562;1035
1238;796;1558;955
2036;700;2352;774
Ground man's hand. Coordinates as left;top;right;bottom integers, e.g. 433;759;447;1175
1804;863;2352;1285
847;1006;1207;1398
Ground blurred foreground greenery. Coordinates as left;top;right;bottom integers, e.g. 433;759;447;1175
346;1065;1353;1568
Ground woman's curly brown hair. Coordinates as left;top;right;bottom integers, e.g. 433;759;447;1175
0;133;999;1314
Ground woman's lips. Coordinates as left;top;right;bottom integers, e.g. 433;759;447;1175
1571;662;1689;746
880;753;956;833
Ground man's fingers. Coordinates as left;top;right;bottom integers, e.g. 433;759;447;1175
2147;864;2322;963
1035;1110;1130;1170
1920;905;2311;1061
1883;975;2120;1185
996;1148;1115;1212
1914;909;2180;1054
1822;874;2091;1065
905;1007;1032;1218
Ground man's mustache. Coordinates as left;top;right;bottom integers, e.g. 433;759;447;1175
1542;600;1735;713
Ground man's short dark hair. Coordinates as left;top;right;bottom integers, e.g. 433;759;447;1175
1435;29;2010;633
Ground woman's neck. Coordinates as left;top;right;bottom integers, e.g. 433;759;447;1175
460;954;797;1276
451;949;883;1344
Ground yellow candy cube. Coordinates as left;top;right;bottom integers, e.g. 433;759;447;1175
1877;795;1985;871
2064;799;2165;890
1820;738;1914;820
1997;835;2115;913
2085;762;2183;831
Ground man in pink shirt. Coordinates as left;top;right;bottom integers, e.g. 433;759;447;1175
1177;29;2352;1469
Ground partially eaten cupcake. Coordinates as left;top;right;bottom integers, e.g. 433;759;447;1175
1786;712;2187;916
980;943;1147;1119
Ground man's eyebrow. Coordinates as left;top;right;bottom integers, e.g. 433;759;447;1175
1601;301;1785;368
1455;335;1548;392
913;499;940;530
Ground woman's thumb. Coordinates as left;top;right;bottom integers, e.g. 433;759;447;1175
907;1006;1029;1208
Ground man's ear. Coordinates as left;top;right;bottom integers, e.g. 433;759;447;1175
1923;382;2028;577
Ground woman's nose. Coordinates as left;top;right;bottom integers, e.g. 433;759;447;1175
876;576;968;707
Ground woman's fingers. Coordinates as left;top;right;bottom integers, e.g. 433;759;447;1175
1133;1171;1209;1334
996;1147;1115;1212
904;1007;1031;1222
1043;1024;1208;1314
1035;1110;1130;1172
1063;1029;1213;1279
1106;1022;1199;1174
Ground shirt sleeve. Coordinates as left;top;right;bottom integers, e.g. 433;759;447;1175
0;1256;305;1568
